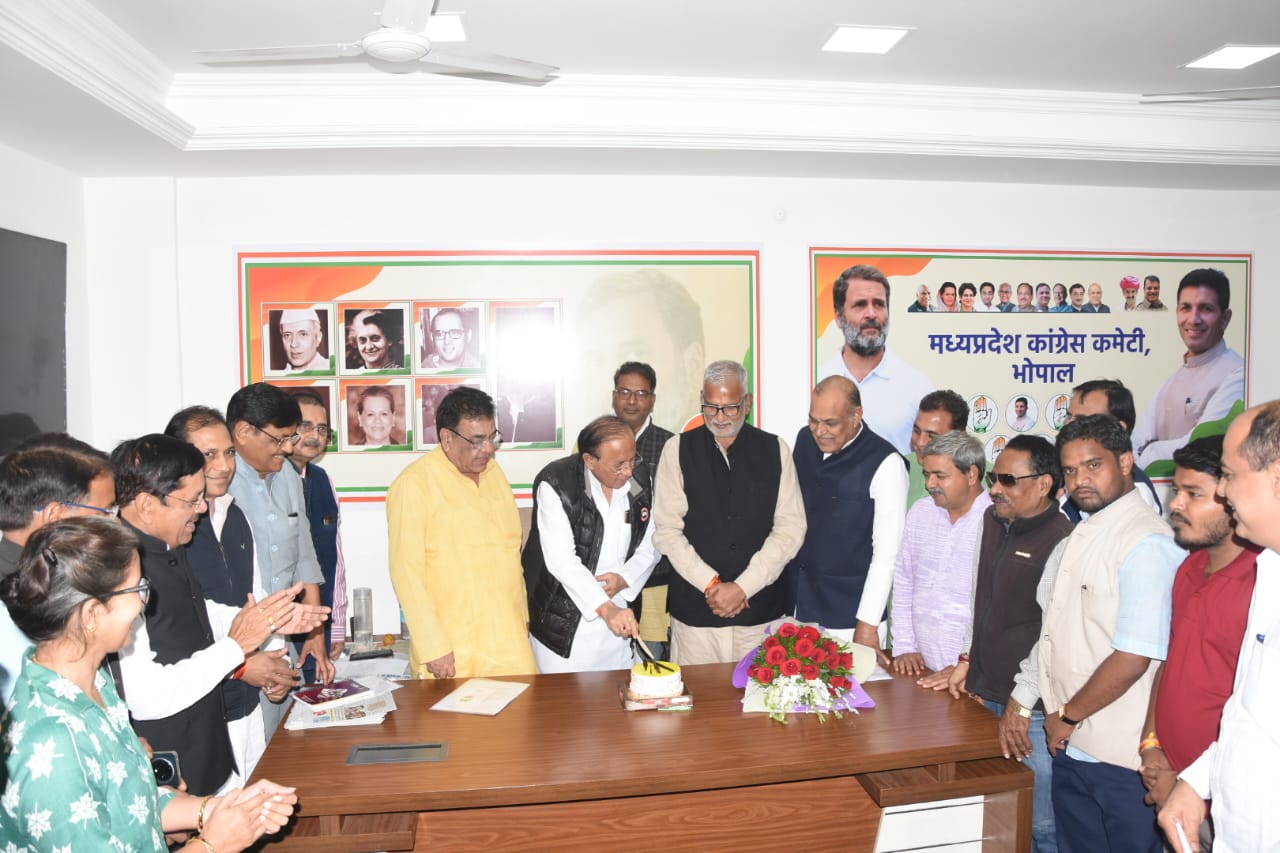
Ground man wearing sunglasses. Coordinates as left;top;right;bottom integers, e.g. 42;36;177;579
930;434;1074;853
0;435;116;702
653;360;806;665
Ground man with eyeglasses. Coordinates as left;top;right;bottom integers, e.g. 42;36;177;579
388;386;537;680
653;360;806;665
113;433;328;795
928;434;1073;853
0;435;116;702
167;405;313;781
225;382;332;737
1017;415;1183;852
523;415;659;672
611;361;676;660
285;391;349;668
423;306;480;369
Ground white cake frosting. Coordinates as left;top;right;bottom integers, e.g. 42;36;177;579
629;662;683;699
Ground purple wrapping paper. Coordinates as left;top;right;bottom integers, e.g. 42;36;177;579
732;641;876;711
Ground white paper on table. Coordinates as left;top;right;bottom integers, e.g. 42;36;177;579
861;664;894;682
335;654;411;680
430;678;530;716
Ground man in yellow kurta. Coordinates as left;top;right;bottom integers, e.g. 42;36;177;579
387;386;536;679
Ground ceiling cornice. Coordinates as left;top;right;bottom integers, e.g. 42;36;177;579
0;0;192;145
3;1;1278;171
171;73;1280;167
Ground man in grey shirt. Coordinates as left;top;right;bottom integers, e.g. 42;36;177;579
225;383;332;735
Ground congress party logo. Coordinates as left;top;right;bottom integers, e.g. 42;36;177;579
968;394;997;434
1046;393;1071;431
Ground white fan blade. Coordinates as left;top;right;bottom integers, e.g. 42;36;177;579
196;43;364;63
423;46;557;80
381;0;433;33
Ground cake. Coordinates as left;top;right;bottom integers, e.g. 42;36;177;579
628;661;683;699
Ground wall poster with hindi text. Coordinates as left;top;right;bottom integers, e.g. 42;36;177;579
812;248;1251;478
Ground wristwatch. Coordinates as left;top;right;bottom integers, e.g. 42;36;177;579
1011;700;1032;719
1059;704;1081;726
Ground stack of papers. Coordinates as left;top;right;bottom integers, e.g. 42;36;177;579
284;676;401;731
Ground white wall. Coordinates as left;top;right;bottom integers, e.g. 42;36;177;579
0;142;87;435
76;172;1280;629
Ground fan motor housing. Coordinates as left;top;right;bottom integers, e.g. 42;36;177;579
362;29;430;62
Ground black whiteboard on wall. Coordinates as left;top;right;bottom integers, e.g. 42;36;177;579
0;226;67;453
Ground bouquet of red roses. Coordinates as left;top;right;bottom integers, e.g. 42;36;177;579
745;621;857;723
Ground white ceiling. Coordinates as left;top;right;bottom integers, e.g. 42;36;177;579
2;0;1280;184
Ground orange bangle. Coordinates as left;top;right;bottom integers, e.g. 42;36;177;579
231;662;247;680
704;576;721;594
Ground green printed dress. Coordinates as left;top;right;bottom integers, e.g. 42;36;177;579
1;651;176;851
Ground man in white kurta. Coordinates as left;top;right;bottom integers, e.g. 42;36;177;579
524;417;660;672
1158;402;1280;852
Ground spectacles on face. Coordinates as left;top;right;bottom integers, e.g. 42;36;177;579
594;454;644;475
443;426;504;450
299;421;332;440
701;399;747;418
251;423;302;448
162;491;208;510
61;501;119;518
613;388;653;401
985;471;1046;488
99;577;152;607
431;329;466;341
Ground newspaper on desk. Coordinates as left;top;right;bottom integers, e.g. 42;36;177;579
284;676;402;731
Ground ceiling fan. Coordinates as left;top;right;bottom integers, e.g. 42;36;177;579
1141;84;1280;104
194;0;557;83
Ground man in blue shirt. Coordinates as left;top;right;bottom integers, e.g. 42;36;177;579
225;383;332;737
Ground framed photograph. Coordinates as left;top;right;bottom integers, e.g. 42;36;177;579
416;302;485;374
339;303;410;375
263;305;335;376
417;379;486;448
341;380;412;451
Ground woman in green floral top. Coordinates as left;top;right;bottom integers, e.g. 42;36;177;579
0;517;297;852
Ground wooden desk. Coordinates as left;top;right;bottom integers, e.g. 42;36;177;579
252;664;1032;852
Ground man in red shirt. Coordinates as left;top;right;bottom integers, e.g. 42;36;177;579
1140;435;1259;839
